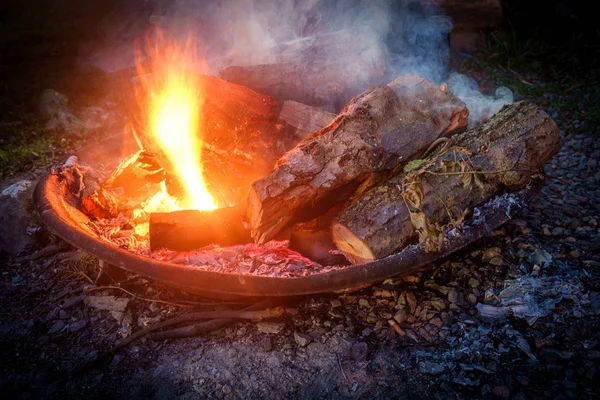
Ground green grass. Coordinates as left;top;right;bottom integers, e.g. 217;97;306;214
0;122;81;177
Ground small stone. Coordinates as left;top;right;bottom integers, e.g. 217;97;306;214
552;227;565;236
468;278;480;288
61;295;85;310
256;322;285;334
568;251;581;258
260;337;272;352
67;320;87;333
351;342;369;362
84;296;129;313
393;309;407;324
110;355;123;369
430;299;447;312
48;320;65;334
482;247;501;262
429;317;443;328
466;293;477;305
222;385;232;394
373;288;393;297
294;332;313;347
488;256;504;266
418;361;447;375
492;385;511;399
366;313;378;323
358;298;371;308
329;298;342;308
405;292;417;314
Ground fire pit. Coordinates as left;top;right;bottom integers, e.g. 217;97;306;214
33;149;543;298
32;36;561;298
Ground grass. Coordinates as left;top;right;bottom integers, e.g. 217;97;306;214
0;121;82;177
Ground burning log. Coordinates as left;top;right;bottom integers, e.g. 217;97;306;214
247;75;469;244
331;101;562;264
149;205;250;252
134;74;335;207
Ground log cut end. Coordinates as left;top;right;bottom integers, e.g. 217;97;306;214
331;222;375;265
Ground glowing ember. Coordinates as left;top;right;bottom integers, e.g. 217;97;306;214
136;32;216;211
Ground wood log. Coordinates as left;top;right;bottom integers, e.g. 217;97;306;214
331;101;562;264
149;205;251;251
247;75;469;244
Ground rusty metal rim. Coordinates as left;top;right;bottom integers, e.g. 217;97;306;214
33;173;543;298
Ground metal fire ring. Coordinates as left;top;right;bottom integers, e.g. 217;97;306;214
33;169;543;298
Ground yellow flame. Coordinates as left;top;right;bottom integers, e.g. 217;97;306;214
137;32;216;211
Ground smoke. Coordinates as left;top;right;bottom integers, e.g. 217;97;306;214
89;0;512;124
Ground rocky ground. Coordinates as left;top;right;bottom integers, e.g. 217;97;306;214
2;3;600;400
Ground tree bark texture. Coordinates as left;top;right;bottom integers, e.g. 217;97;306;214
247;75;469;244
331;101;562;264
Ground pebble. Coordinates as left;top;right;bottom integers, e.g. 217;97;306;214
418;361;447;375
293;332;313;347
256;322;285;334
48;320;65;334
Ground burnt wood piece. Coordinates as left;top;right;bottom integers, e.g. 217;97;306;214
331;101;562;264
218;30;387;111
80;149;165;219
149;205;251;252
81;187;119;220
134;74;334;207
247;75;469;244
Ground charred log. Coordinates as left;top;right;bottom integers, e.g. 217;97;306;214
247;75;469;244
149;205;251;252
331;101;562;264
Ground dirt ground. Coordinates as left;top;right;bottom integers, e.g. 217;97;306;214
1;1;600;399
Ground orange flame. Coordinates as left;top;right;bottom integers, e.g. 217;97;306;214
135;32;216;211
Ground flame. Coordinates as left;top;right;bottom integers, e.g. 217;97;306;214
136;32;216;211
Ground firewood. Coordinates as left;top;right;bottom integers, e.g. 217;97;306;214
331;101;562;264
247;75;469;244
149;205;250;251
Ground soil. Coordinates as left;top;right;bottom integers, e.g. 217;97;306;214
1;2;600;399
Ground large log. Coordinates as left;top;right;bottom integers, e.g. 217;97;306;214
331;101;562;264
247;75;469;244
149;205;250;252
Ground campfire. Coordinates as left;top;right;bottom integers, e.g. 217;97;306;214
39;35;562;289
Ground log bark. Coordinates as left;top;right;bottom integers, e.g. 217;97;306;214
247;75;469;244
149;205;250;251
331;101;562;264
